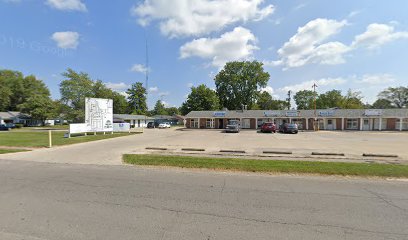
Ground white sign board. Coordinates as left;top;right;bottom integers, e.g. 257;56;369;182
318;110;335;117
286;110;300;117
264;111;281;117
364;109;382;116
85;98;113;132
69;123;88;134
113;123;130;132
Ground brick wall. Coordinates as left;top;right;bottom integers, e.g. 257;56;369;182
186;118;191;128
250;118;256;129
336;118;342;130
200;118;206;129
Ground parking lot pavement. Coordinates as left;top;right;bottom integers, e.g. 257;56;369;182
1;128;407;165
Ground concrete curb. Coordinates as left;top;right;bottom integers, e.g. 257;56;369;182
145;147;168;151
220;150;246;154
363;153;398;158
181;148;205;152
263;150;292;154
312;152;345;156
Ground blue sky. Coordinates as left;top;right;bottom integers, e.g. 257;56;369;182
1;0;408;109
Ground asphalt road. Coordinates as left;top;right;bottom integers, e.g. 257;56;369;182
0;160;407;240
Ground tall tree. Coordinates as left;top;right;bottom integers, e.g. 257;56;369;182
0;70;50;111
378;86;408;108
126;82;147;115
180;84;220;115
59;69;94;121
339;89;364;109
257;91;289;110
317;90;343;109
371;99;394;109
165;107;180;115
215;61;270;110
18;95;57;125
294;90;317;110
152;100;167;115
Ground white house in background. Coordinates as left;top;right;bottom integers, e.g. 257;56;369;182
113;114;154;128
0;111;31;125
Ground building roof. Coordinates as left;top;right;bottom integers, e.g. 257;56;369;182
0;111;31;120
113;114;154;120
185;109;408;119
152;115;179;120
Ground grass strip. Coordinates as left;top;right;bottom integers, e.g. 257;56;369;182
123;154;408;178
0;131;138;148
0;149;29;154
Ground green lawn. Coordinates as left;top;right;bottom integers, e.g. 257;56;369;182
123;154;408;178
0;131;137;148
0;149;29;154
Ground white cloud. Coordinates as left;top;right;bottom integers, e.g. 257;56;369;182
105;82;130;91
51;31;80;49
131;0;274;38
45;0;87;12
357;74;395;85
278;77;347;93
130;64;148;73
260;86;274;95
293;3;307;11
352;23;408;49
275;18;349;69
187;83;194;88
159;91;170;96
180;27;258;68
149;86;159;93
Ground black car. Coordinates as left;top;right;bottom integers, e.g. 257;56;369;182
0;125;10;131
147;122;155;128
279;123;298;134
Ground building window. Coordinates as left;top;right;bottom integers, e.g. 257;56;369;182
190;119;199;128
206;118;214;128
347;119;358;129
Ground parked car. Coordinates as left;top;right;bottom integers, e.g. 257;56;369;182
260;122;276;133
158;122;171;128
147;122;155;128
225;120;240;133
5;123;16;129
0;125;10;131
279;123;299;134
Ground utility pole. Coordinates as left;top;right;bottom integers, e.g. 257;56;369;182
144;34;149;127
312;83;318;131
286;90;292;110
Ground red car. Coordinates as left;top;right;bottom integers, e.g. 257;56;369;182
260;122;276;133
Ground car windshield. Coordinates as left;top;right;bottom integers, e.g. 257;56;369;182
287;124;297;128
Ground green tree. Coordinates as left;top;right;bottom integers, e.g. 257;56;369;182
126;82;147;115
0;70;50;111
215;61;270;110
339;89;364;109
316;90;343;109
18;95;57;125
378;86;408;108
59;69;94;122
152;100;167;115
165;107;180;115
371;99;394;109
294;90;317;110
256;92;289;110
180;84;220;115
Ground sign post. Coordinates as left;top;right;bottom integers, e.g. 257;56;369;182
48;130;52;148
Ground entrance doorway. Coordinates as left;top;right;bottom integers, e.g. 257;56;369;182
242;119;251;129
137;120;140;128
327;119;335;130
218;119;224;129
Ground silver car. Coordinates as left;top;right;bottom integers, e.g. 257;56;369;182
225;120;240;133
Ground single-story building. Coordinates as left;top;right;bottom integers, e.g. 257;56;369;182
113;114;154;128
153;115;184;125
0;111;43;126
185;109;408;131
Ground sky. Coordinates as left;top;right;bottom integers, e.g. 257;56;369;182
1;0;408;109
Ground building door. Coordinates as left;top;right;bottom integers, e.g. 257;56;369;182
327;119;335;130
242;119;251;129
363;119;370;131
218;119;224;129
138;120;140;128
